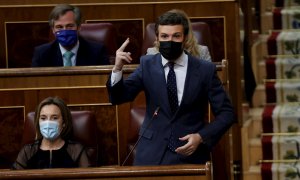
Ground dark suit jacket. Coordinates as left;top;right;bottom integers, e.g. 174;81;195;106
32;37;109;67
107;53;234;165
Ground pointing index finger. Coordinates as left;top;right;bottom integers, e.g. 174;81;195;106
118;38;130;52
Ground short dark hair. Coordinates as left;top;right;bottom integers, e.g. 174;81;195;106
155;9;189;36
34;96;73;140
49;4;82;27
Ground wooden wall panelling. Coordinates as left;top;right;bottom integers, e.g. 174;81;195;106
0;91;25;106
0;107;24;168
3;18;145;67
69;104;119;165
1;6;53;68
221;2;243;180
0;66;135;168
23;90;39;120
1;4;153;68
73;4;153;63
86;19;144;64
114;103;132;166
5;22;49;68
1;2;232;67
190;17;225;62
35;88;109;105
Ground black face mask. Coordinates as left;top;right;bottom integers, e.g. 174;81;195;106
159;41;183;61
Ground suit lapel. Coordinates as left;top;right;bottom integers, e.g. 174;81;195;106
149;54;201;120
75;39;85;66
150;54;173;117
175;55;201;117
54;42;64;66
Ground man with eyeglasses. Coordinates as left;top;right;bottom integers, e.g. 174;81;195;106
32;4;109;67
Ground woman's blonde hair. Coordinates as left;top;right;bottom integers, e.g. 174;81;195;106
154;9;200;57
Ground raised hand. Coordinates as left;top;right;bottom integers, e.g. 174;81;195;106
113;38;132;72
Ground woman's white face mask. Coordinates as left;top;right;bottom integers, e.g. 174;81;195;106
39;120;60;140
39;104;63;141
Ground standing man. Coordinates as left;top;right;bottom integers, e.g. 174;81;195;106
107;10;234;165
32;4;109;67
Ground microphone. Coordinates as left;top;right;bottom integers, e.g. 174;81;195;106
121;106;160;166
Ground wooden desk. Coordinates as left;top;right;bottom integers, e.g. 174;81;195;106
0;163;211;180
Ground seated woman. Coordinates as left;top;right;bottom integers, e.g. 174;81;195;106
12;97;91;169
147;9;212;62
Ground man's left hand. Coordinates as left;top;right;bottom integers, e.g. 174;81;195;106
175;133;202;156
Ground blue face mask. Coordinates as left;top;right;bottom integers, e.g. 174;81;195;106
55;30;78;47
39;120;60;141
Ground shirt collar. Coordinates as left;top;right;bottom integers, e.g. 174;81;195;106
161;51;188;67
59;40;80;55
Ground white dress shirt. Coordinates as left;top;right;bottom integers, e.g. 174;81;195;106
111;52;188;106
162;52;188;105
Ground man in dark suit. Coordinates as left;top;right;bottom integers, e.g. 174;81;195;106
107;10;235;165
32;4;109;67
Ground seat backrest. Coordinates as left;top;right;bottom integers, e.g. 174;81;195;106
22;110;99;167
191;22;214;60
141;22;214;58
79;23;118;64
141;23;156;56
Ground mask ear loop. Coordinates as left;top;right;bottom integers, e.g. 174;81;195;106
57;122;64;137
59;123;65;137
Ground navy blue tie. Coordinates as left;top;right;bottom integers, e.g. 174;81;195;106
167;62;178;114
167;62;178;152
168;128;177;152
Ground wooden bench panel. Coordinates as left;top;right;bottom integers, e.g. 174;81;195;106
0;163;211;180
